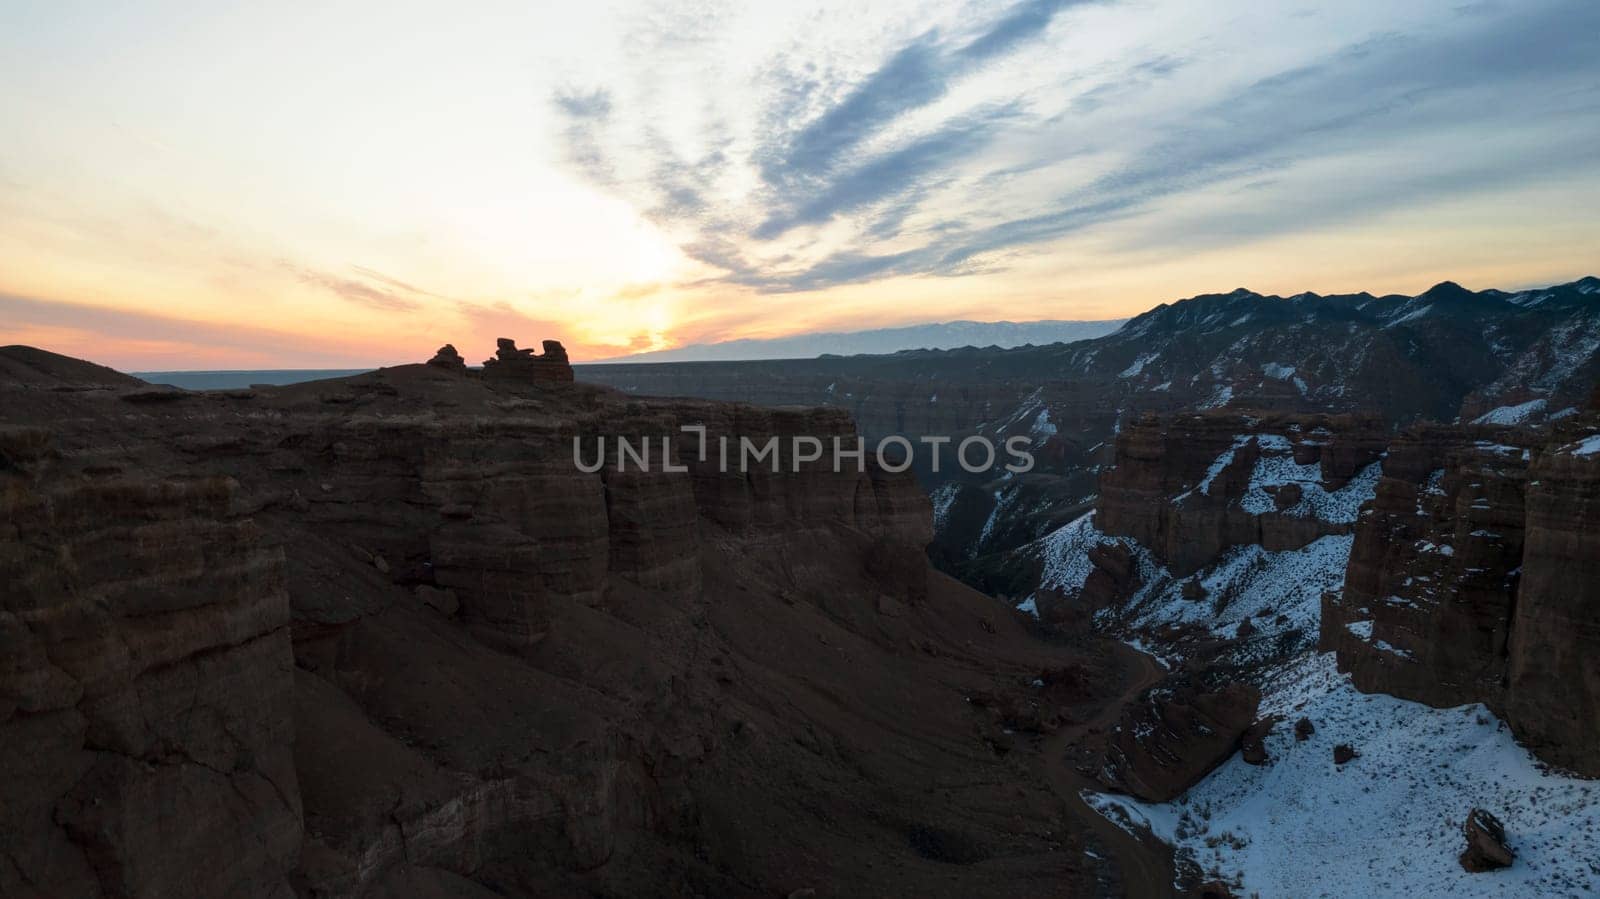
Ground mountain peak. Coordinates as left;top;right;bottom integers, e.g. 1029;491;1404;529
1420;280;1474;301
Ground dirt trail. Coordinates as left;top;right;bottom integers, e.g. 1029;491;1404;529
1041;641;1176;898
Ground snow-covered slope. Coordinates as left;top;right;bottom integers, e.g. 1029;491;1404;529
1032;410;1600;896
1087;653;1600;897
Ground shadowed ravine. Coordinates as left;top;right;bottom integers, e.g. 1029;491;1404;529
1042;643;1174;898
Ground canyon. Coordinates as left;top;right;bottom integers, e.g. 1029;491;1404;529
577;276;1600;895
4;275;1598;897
2;343;1161;898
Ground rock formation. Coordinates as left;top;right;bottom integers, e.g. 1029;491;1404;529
1076;401;1600;781
0;474;301;899
1322;424;1536;708
1322;412;1600;776
1096;411;1385;576
1240;716;1278;765
481;337;574;383
1506;427;1600;774
1459;808;1515;872
0;344;1111;898
425;343;466;370
1096;680;1260;802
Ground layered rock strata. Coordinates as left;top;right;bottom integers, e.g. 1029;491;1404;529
1094;411;1384;577
0;345;1110;898
1321;414;1600;776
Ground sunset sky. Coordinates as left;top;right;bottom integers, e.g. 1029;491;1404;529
2;0;1597;370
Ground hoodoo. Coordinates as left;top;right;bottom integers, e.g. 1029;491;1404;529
481;337;574;383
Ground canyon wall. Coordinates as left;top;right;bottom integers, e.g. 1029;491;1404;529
1;466;301;897
1320;416;1600;776
1510;431;1600;773
0;346;1111;898
1096;411;1385;576
1032;401;1599;785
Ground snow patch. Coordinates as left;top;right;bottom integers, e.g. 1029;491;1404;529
1031;408;1058;439
1121;352;1160;378
1565;434;1600;457
1384;302;1432;328
1034;512;1119;596
1239;440;1381;523
930;482;960;532
1096;536;1354;665
1199;384;1234;410
1473;399;1548;426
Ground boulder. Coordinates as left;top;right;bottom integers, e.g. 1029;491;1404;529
1271;481;1303;511
1240;715;1279;765
1294;717;1314;741
1459;808;1515;872
414;585;459;618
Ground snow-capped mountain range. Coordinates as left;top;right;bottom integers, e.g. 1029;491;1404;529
591;318;1125;362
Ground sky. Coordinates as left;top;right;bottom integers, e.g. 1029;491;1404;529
1;0;1597;370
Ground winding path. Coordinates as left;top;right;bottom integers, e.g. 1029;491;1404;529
1040;641;1176;898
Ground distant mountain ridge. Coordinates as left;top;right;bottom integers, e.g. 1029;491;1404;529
593;318;1126;363
581;275;1600;564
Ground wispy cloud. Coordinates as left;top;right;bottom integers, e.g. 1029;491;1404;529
349;265;450;300
755;103;1020;239
758;0;1099;187
552;86;617;184
286;265;424;312
0;290;397;366
546;0;1600;294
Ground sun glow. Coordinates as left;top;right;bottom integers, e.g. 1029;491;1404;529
2;1;1596;370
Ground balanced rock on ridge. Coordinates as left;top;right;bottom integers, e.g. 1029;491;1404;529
481;337;574;383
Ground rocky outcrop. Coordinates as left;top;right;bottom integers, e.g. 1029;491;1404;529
1240;716;1278;766
1322;425;1535;708
1096;680;1260;802
1294;717;1314;741
481;337;574;383
426;344;466;371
